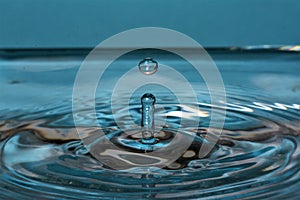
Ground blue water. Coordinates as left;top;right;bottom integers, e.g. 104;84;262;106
0;49;300;199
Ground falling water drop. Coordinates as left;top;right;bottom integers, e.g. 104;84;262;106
138;58;158;75
141;93;156;144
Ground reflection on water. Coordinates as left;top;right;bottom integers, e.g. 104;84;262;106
0;49;300;199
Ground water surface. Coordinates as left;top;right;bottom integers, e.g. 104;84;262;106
0;49;300;199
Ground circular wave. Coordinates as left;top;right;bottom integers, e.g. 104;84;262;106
0;89;300;199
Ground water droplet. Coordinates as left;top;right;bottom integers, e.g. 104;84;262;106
141;93;156;144
167;162;182;169
183;150;196;158
138;58;158;75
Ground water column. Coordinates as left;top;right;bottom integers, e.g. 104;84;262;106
138;58;159;144
141;93;156;144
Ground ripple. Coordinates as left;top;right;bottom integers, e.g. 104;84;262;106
0;88;300;199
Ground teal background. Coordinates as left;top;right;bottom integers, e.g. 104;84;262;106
0;0;299;48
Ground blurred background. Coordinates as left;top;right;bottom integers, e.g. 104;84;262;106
0;0;299;48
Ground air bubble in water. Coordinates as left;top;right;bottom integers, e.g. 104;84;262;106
138;58;158;75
